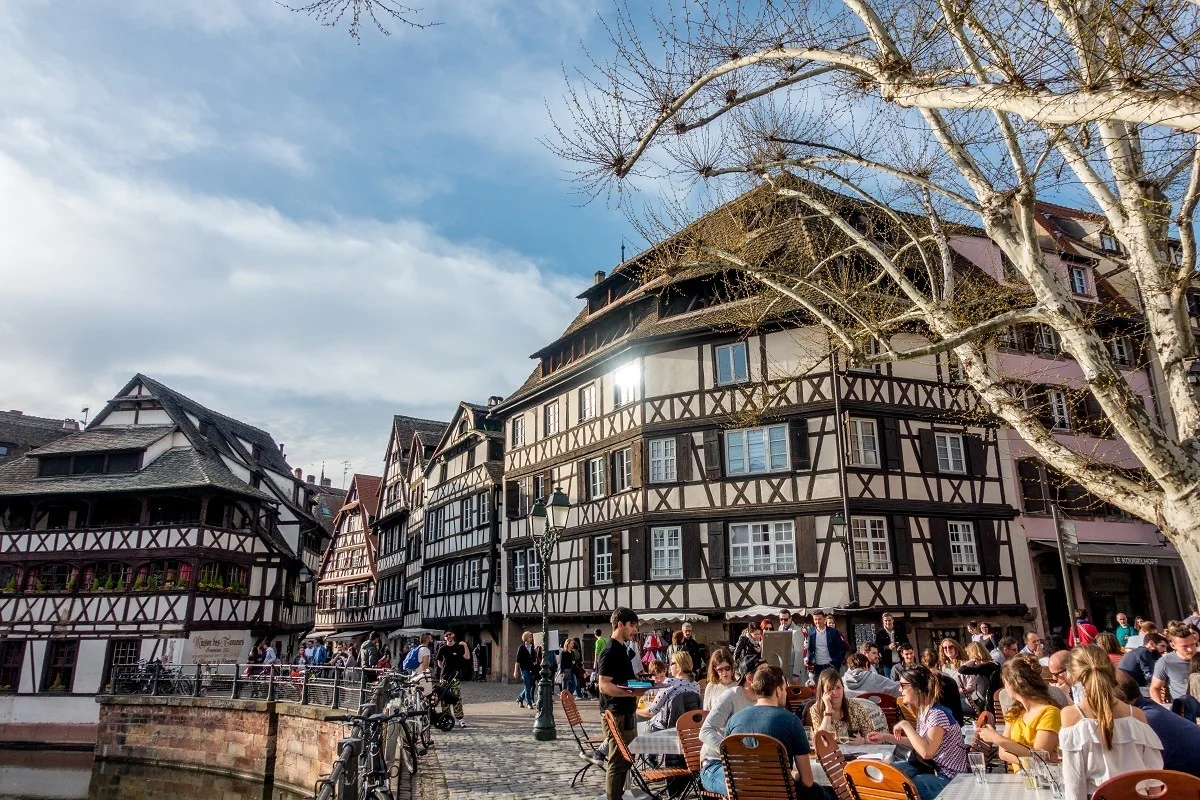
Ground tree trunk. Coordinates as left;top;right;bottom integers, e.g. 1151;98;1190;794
1160;493;1200;602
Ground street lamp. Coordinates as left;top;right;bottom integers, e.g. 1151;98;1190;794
529;487;570;741
830;512;847;542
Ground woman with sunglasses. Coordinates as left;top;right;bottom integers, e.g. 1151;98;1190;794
704;648;738;711
866;665;970;799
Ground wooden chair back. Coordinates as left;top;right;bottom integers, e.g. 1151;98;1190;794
1092;769;1200;799
720;733;797;800
813;729;855;800
843;760;920;800
856;692;899;726
698;678;708;695
676;710;708;773
561;690;585;728
786;685;814;712
971;710;995;757
603;710;638;764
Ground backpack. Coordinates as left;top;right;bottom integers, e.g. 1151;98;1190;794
402;646;422;671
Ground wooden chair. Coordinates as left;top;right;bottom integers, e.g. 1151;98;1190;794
698;678;708;695
786;685;814;712
720;733;797;800
677;710;723;800
1092;769;1200;799
843;760;920;800
561;690;603;787
813;729;855;800
602;710;691;798
970;710;997;766
856;692;900;727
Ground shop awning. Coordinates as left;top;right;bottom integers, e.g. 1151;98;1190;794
725;605;802;621
1029;539;1180;567
325;629;372;642
638;612;710;624
386;627;445;639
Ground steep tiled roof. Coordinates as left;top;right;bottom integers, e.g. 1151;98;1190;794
30;425;174;456
393;415;449;453
0;411;78;461
352;473;383;518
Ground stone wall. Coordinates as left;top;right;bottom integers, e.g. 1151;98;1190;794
95;695;353;795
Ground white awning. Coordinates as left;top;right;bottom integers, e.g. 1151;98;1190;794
386;627;445;639
325;629;372;642
725;604;805;621
638;612;710;624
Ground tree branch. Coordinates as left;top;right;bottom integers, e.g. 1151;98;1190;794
858;307;1046;364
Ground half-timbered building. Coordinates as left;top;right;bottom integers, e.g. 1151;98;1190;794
0;410;79;465
372;417;447;637
417;401;504;674
0;375;325;744
491;187;1034;664
312;473;381;644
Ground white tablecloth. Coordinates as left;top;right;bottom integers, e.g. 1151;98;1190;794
629;723;682;755
937;774;1060;800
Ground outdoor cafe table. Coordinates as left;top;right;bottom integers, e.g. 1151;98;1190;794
936;773;1061;800
629;721;683;755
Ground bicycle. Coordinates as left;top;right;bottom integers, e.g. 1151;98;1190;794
327;709;404;800
387;672;435;777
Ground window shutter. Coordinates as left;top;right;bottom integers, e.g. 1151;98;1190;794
577;460;589;502
585;537;594;587
1032;387;1055;429
918;428;939;474
796;516;818;573
628;526;647;582
630;438;644;488
965;435;987;477
1018;325;1037;353
682;523;701;579
790;418;811;471
977;519;1001;577
890;515;914;576
607;452;618;496
676;433;694;482
504;480;520;520
928;517;952;577
1083;394;1109;438
609;532;623;584
881;417;902;471
543;470;553;500
703;429;723;479
706;522;727;579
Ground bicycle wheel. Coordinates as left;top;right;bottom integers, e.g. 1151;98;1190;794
398;720;419;776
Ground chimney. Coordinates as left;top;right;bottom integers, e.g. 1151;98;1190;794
321;477;332;487
307;475;316;484
594;270;605;285
487;395;503;408
294;468;303;480
279;443;286;457
8;410;22;415
63;419;79;430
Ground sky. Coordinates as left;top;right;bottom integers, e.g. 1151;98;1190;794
0;0;639;485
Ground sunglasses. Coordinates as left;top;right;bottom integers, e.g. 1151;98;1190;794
898;681;913;688
715;665;733;673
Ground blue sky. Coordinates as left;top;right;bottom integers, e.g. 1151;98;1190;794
0;1;639;483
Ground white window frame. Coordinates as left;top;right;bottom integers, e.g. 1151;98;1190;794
461;498;474;530
1035;325;1058;353
1069;266;1089;295
729;521;796;577
579;384;597;421
513;549;527;592
452;562;464;591
999;328;1019;349
1110;337;1130;366
435;565;446;594
511;416;524;447
614;448;632;492
935;432;967;474
1048;389;1071;430
648;437;677;483
587;457;606;500
543;402;560;436
948;521;980;576
469;559;481;588
848;418;880;467
592;536;612;584
725;424;789;476
851;517;892;573
650;526;683;580
715;342;749;385
526;547;541;590
1100;232;1119;252
477;491;490;525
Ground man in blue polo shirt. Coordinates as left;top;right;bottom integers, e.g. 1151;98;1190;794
1116;670;1200;778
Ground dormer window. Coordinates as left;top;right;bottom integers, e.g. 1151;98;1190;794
37;451;141;477
457;419;468;437
1100;232;1119;252
1069;266;1089;296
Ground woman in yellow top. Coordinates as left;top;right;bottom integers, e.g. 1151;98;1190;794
977;656;1064;766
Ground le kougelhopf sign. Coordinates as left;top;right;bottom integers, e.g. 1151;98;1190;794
186;630;251;664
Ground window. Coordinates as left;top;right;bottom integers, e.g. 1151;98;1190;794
725;424;788;475
715;342;749;385
998;328;1019;349
533;474;545;503
593;536;613;583
848;419;880;467
513;550;527;592
41;640;78;692
511;416;525;447
452;562;464;591
1035;325;1058;354
1100;231;1119;252
469;559;481;589
586;457;606;500
1069;267;1089;295
948;521;979;575
579;385;597;421
650;526;683;580
104;639;141;691
526;548;541;590
435;567;446;595
0;445;8;458
946;357;965;384
613;448;632;492
851;517;891;573
935;433;966;473
38;456;71;477
1048;389;1071;429
649;437;677;483
1110;337;1130;366
543;402;560;436
461;498;474;530
729;521;796;576
477;491;490;525
0;641;24;693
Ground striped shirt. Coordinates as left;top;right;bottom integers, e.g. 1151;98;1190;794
917;704;970;777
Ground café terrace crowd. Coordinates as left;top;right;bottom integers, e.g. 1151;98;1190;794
555;603;1200;800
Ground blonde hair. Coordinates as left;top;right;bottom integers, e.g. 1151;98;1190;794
670;650;694;676
647;659;667;677
1002;656;1062;722
1069;645;1120;750
938;638;966;670
965;642;991;663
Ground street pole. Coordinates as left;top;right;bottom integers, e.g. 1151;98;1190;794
533;533;557;741
1039;463;1079;643
831;349;860;607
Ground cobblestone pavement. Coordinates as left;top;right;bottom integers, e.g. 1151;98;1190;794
397;680;608;800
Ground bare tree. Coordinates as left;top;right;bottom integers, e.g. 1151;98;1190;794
282;0;435;39
555;0;1200;594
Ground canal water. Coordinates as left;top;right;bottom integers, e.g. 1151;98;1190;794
0;751;306;800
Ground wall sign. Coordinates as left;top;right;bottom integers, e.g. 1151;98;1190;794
184;630;251;664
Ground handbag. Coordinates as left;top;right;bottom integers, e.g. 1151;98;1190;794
891;742;939;775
